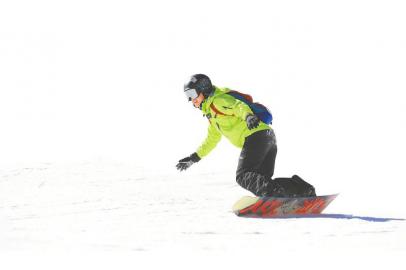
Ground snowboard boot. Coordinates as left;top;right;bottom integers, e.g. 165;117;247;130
261;179;289;197
273;175;317;197
292;175;316;197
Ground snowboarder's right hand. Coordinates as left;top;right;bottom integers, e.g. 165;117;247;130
176;152;201;171
246;114;260;130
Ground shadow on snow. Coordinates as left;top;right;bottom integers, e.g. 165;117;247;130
243;214;405;222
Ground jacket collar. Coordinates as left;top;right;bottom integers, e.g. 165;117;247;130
201;86;229;115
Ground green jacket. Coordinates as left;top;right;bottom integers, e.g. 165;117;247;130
196;87;271;158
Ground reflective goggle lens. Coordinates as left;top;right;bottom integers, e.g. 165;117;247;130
184;88;198;101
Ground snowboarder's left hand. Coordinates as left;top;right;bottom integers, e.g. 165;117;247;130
246;114;260;130
176;152;201;171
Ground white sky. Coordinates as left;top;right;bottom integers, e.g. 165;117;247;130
1;0;406;199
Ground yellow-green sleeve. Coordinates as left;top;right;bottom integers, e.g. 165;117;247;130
196;123;222;158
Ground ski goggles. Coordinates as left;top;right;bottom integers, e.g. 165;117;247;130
184;88;199;101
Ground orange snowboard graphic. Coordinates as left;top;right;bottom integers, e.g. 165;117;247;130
232;194;338;217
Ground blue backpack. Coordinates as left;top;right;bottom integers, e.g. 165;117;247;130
226;90;273;125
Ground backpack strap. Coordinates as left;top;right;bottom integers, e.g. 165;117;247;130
210;103;230;116
227;90;253;103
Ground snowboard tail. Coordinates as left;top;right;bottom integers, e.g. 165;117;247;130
232;194;338;217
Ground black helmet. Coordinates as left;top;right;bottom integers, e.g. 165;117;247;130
184;74;214;98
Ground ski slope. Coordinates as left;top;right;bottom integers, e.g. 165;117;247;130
1;0;406;269
1;161;404;269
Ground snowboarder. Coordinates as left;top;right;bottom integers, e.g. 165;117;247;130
176;74;316;197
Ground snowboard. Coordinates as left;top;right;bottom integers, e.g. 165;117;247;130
232;194;338;218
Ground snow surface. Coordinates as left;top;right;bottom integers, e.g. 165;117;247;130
1;0;406;269
1;161;405;269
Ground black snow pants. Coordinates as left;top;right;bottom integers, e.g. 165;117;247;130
235;129;316;197
236;129;278;197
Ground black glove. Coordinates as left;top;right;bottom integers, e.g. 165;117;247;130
176;152;201;171
246;114;260;130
